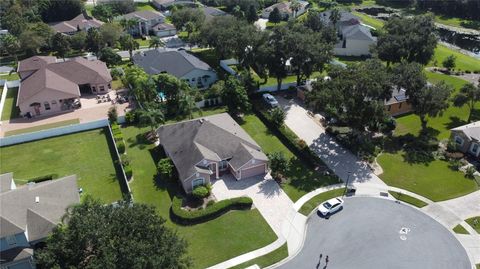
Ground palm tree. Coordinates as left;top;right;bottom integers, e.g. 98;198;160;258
119;34;139;60
329;8;341;29
139;107;165;133
120;18;139;34
178;86;201;119
149;36;163;49
290;0;301;18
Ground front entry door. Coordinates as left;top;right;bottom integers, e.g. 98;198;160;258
34;105;41;115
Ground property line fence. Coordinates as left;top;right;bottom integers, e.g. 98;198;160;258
0;83;9;121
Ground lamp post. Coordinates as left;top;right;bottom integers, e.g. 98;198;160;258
343;171;352;198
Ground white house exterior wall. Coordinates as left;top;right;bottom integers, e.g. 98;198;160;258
334;39;374;56
181;69;218;89
18;88;80;116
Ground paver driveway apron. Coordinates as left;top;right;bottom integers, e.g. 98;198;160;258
277;96;386;186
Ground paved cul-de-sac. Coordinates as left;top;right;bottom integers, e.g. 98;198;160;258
278;197;471;269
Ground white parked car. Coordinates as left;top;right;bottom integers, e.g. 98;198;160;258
318;197;344;216
262;93;279;108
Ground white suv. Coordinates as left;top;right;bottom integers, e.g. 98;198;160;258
318;197;344;216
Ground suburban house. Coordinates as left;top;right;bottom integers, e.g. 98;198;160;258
261;1;309;19
119;10;176;37
17;56;112;117
157;113;269;194
0;173;79;269
50;12;103;35
385;88;412;116
202;6;229;21
451;121;480;157
152;0;195;10
319;10;376;56
133;49;217;89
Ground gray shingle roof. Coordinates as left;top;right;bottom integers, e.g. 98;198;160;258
342;24;376;41
133;49;214;77
452;121;480;141
121;10;165;21
0;175;79;240
157;113;267;181
0;247;33;263
0;172;14;193
50;13;103;34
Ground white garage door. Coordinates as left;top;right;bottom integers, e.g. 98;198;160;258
241;164;266;179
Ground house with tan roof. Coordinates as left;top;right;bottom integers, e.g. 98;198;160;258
451;121;480;157
157;113;268;194
50;12;103;35
0;173;79;269
261;1;309;19
119;10;176;37
16;56;112;117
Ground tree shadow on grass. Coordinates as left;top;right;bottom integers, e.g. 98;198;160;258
284;157;340;193
126;132;153;150
445;116;467;130
149;147;182;200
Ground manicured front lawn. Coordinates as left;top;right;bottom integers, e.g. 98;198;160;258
465;216;480;233
1;87;20;121
134;37;150;47
5;119;80;136
112;79;124;90
434;15;480;30
352;11;384;29
122;122;277;269
298;188;345;216
394;72;471;140
0;128;123;203
136;2;156;11
0;72;19;81
453;224;469;234
230;243;288;269
388;191;428;208
240;114;339;201
429;44;480;71
378;152;478;201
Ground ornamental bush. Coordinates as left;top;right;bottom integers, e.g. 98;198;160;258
192;186;209;199
27;174;59;183
157;158;174;179
117;140;126;154
171;196;253;224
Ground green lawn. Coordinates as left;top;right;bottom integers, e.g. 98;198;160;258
352;11;385;29
122;119;277;269
378;152;478;201
434;15;480;30
136;2;156;11
112;79;124;90
251;70;323;87
5;119;80;136
394;72;471;140
465;216;480;233
230;243;288;269
0;72;19;81
240;114;339;201
0;128;123;203
453;224;469;234
388;191;428;208
429;44;480;71
1;87;20;121
134;37;150;47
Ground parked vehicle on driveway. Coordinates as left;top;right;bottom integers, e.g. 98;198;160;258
318;197;344;216
262;93;279;108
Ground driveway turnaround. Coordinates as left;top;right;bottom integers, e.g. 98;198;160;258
278;197;471;269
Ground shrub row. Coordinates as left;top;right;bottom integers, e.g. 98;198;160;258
171;196;253;225
110;122;132;179
253;105;323;168
27;174;59;183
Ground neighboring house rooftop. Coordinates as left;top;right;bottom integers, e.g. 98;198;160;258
121;10;165;21
50;13;103;34
157;113;267;181
341;23;376;41
452;121;480;141
385;87;408;105
319;10;359;25
16;56;112;106
202;6;228;20
152;22;176;31
133;49;214;77
0;175;80;241
0;247;33;264
264;1;309;15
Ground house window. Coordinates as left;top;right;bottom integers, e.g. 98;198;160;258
387;105;391;111
471;143;479;154
455;136;464;146
92;86;96;92
219;160;228;171
99;86;105;92
191;78;196;82
192;178;204;189
6;235;16;246
44;102;51;110
398;102;403;109
108;84;111;89
51;100;57;105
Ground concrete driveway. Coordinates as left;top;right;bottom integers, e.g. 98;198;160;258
276;96;386;186
278;197;471;269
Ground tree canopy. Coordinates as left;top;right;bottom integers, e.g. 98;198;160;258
221;76;251;115
35;198;190;269
375;14;437;65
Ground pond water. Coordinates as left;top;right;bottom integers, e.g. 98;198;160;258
437;28;480;57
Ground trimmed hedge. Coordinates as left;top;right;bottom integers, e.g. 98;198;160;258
113;133;123;142
171;196;253;225
124;164;133;179
253;104;324;168
27;174;59;183
117;140;126;154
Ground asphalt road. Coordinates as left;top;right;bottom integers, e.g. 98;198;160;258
277;197;471;269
